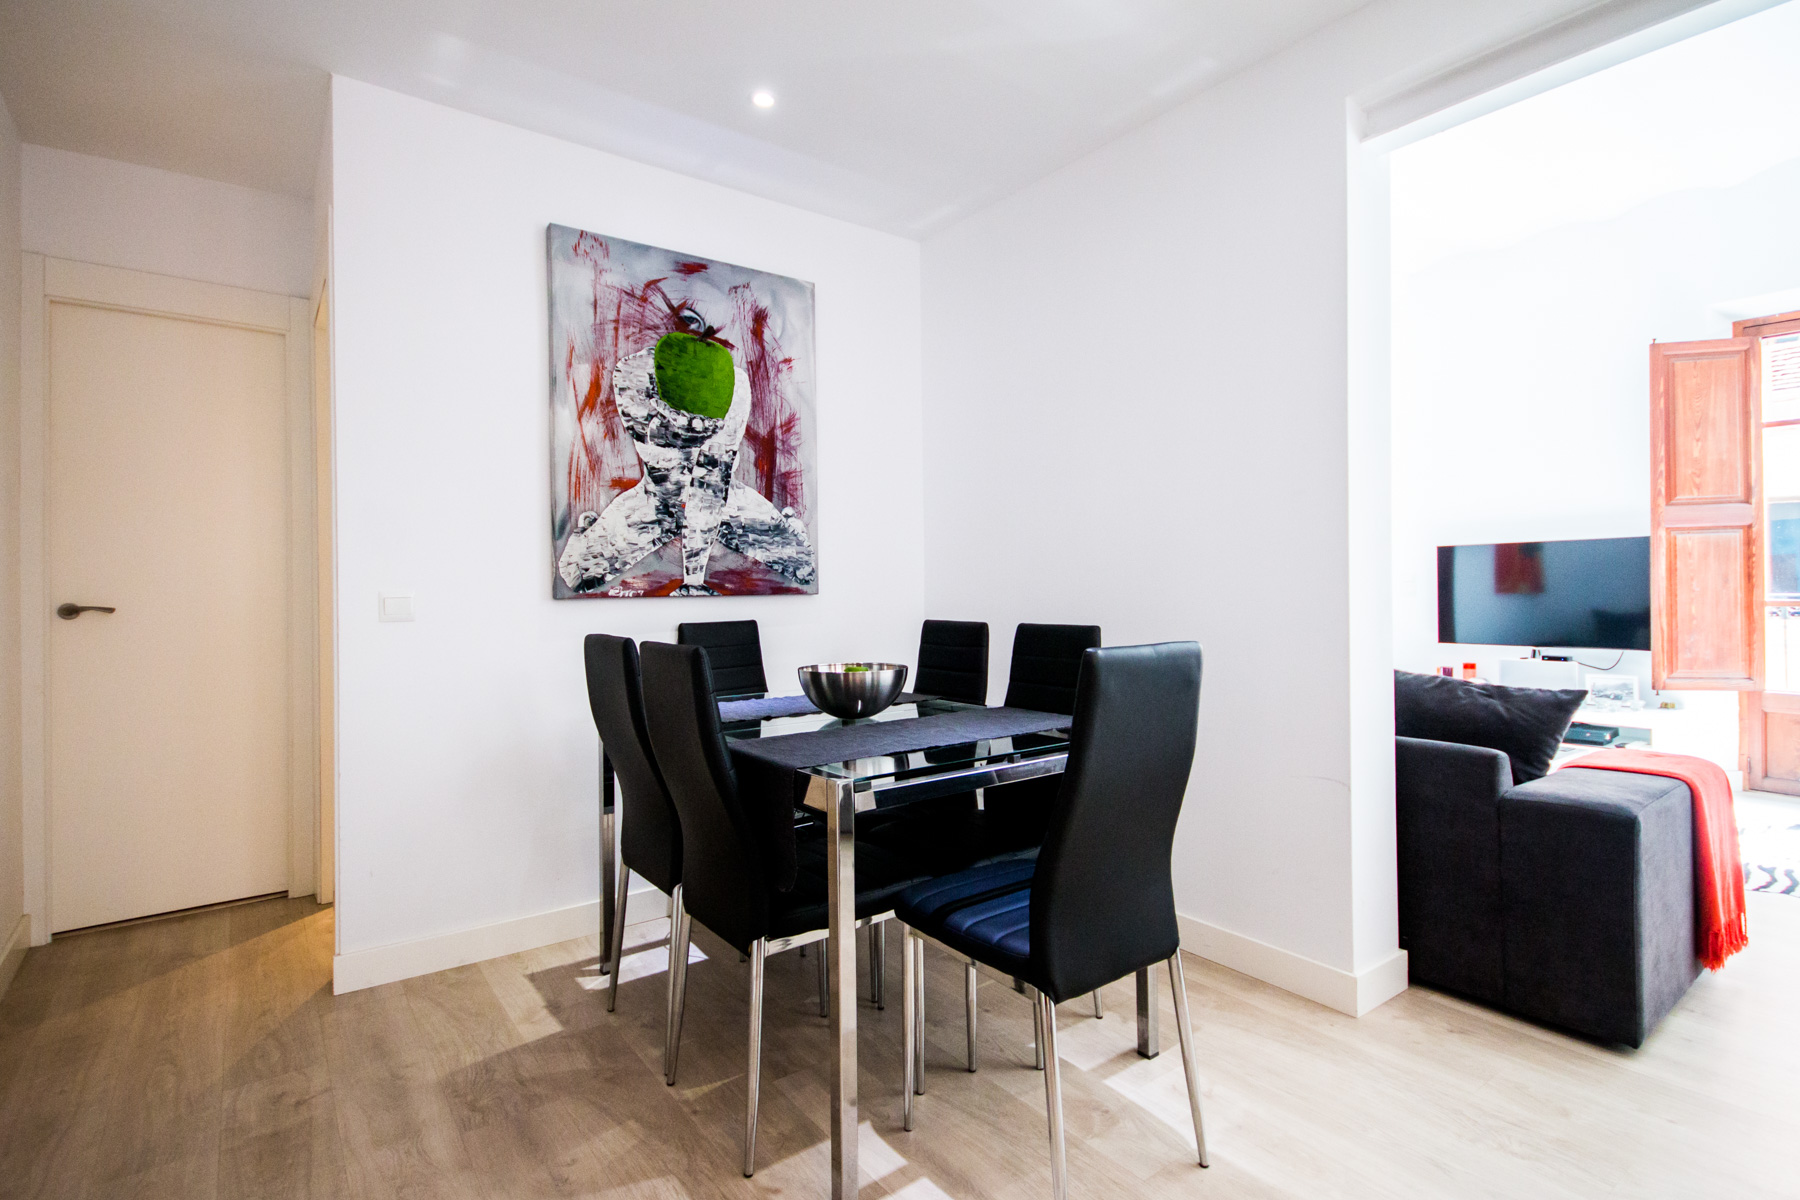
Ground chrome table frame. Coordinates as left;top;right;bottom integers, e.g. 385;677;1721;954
798;747;1160;1200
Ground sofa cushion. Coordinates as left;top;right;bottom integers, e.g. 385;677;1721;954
1394;670;1585;784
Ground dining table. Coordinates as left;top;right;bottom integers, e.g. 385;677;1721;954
598;693;1167;1199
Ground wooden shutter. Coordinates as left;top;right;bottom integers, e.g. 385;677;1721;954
1650;338;1761;689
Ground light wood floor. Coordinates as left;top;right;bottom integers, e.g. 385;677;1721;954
1;893;1796;1200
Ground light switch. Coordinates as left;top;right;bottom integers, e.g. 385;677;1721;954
379;593;415;622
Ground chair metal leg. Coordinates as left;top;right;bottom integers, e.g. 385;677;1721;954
1032;989;1045;1070
901;926;917;1131
607;868;631;1013
817;933;830;1018
665;886;691;1086
871;922;886;1010
964;959;979;1072
1038;991;1068;1200
1167;952;1210;1167
912;933;926;1096
599;749;615;975
1091;989;1104;1020
744;939;767;1177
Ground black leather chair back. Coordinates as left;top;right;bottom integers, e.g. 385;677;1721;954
583;635;682;895
1030;642;1202;1001
640;641;770;951
915;620;989;704
1003;623;1102;714
677;620;768;698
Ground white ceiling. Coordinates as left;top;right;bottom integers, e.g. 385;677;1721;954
0;0;1370;237
1392;0;1800;273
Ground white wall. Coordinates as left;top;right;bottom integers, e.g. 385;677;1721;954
0;93;25;982
21;145;311;298
1391;154;1800;732
918;0;1630;1011
327;78;925;977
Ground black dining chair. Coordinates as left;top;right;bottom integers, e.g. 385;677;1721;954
893;642;1208;1200
1004;623;1102;713
914;619;990;704
863;622;1103;1038
855;619;990;873
976;623;1103;857
638;640;931;1177
676;619;768;699
582;636;687;1058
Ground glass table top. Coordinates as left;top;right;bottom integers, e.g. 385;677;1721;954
719;696;1073;788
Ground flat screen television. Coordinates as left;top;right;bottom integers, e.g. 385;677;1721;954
1437;536;1651;651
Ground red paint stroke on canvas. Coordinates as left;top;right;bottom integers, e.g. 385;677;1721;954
728;285;806;518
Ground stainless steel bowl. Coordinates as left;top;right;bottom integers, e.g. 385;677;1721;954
797;662;909;720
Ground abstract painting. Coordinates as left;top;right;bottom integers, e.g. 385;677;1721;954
547;224;818;598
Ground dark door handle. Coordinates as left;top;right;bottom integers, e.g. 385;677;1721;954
56;604;116;620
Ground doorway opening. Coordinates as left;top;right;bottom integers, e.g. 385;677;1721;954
1383;2;1800;895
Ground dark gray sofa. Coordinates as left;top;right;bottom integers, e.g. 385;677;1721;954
1396;735;1700;1047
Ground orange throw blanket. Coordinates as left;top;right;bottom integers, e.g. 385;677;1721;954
1563;749;1748;970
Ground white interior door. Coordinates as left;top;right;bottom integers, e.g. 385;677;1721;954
47;298;291;932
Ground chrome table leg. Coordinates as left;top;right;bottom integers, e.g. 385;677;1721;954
902;924;917;1131
965;959;979;1072
1168;952;1209;1167
825;776;858;1200
817;933;829;1017
1092;990;1104;1020
871;921;886;1010
912;933;926;1095
1136;966;1160;1058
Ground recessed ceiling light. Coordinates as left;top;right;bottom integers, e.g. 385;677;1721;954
751;90;776;109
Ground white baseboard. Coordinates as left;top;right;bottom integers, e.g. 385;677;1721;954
332;885;671;995
0;914;30;1002
1178;913;1408;1017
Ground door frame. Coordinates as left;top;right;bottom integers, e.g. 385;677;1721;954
1735;309;1800;794
19;255;318;944
312;272;336;909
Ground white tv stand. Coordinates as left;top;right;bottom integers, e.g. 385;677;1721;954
1554;701;1740;785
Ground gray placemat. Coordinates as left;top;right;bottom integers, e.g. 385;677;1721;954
730;705;1069;773
717;692;931;722
718;694;823;721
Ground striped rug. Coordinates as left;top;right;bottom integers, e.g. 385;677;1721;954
1740;818;1800;897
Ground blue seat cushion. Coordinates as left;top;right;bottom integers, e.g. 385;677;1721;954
894;859;1038;980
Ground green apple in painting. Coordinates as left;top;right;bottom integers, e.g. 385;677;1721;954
654;331;735;418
